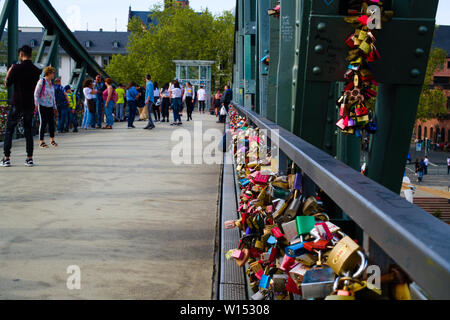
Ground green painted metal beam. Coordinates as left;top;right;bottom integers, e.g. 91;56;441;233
275;0;297;131
22;0;113;82
367;0;439;194
256;0;270;117
0;0;13;41
266;0;279;122
7;0;17;100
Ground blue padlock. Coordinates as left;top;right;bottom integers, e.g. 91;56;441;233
285;242;307;258
240;179;250;187
245;226;253;235
267;235;277;246
259;274;271;289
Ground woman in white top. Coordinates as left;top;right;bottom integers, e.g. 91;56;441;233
34;66;58;148
169;80;183;126
81;79;97;130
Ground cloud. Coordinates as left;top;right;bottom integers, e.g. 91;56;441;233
65;5;81;31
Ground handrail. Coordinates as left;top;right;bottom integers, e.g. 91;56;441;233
231;101;450;300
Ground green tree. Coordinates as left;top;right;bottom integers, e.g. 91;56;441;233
106;5;234;90
416;46;448;121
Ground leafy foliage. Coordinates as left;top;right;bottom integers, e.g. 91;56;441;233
416;46;448;121
106;5;234;90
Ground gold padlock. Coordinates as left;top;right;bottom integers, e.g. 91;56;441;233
254;239;264;251
302;196;322;216
327;236;363;276
250;261;263;274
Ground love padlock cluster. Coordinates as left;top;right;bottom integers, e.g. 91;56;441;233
225;112;382;300
336;0;393;136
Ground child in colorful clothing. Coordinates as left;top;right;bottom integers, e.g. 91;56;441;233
65;85;78;132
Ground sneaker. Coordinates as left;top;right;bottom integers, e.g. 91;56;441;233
73;128;78;133
1;158;11;167
177;122;183;126
25;158;34;167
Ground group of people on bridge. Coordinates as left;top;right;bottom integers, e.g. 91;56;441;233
1;45;233;167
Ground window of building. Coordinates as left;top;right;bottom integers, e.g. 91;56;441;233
113;41;120;48
441;128;445;143
424;127;428;139
447;97;450;111
85;41;91;48
434;76;450;84
30;39;37;48
448;60;450;69
430;127;434;142
418;125;422;140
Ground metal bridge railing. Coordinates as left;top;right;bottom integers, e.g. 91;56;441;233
231;101;450;300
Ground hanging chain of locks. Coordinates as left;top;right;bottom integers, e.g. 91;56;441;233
224;109;412;300
336;0;393;136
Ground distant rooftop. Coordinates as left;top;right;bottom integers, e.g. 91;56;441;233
434;25;450;56
18;30;130;55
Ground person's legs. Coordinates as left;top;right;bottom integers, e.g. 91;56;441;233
128;101;137;127
3;106;20;158
176;99;182;123
39;106;49;142
146;102;155;128
105;101;114;127
48;108;56;142
81;105;88;128
22;110;34;158
95;99;103;128
70;110;78;131
119;103;125;121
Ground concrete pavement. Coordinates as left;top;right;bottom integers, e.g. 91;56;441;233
0;113;223;299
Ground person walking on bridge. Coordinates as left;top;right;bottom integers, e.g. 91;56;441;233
115;84;126;122
170;80;183;126
102;78;117;129
197;85;207;114
1;45;41;167
126;82;140;129
65;85;78;133
183;82;195;121
160;83;171;123
94;75;106;129
82;79;97;130
35;66;59;149
153;81;161;122
144;75;155;130
55;77;70;133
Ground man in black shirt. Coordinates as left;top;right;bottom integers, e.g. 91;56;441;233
1;45;41;167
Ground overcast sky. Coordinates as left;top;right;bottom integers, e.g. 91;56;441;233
12;0;450;32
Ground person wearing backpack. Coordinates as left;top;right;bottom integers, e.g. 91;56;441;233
103;78;117;129
55;78;70;133
65;85;78;133
34;66;59;149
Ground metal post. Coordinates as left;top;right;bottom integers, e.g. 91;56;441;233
266;0;279;122
7;0;18;102
0;0;13;41
257;0;270;117
275;0;296;131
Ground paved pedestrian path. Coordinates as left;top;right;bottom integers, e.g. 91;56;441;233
0;113;223;299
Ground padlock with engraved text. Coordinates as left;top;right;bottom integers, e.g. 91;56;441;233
327;236;368;277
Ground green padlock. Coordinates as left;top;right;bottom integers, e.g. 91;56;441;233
296;216;316;235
